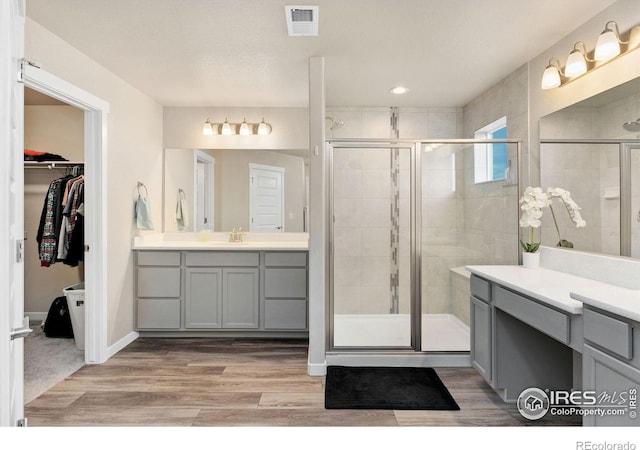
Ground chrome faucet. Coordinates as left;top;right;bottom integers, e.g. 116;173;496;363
228;227;245;243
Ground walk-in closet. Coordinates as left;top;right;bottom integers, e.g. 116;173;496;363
23;87;86;403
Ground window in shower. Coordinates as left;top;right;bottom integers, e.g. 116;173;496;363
474;116;508;183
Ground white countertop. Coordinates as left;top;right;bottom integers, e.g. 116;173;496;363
466;265;583;315
466;265;640;321
132;233;309;251
570;289;640;323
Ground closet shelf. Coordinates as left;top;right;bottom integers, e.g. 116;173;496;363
24;161;84;169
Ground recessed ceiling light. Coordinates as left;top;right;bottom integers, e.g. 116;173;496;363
389;86;409;95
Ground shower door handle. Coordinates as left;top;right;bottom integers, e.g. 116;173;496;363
10;317;33;340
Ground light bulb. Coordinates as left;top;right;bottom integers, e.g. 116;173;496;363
202;119;214;136
541;64;561;89
594;29;620;61
221;118;233;135
565;49;587;78
257;119;271;136
239;118;251;136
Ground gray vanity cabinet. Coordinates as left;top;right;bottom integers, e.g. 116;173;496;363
263;252;308;330
185;252;260;329
582;307;640;427
470;273;575;402
470;275;493;384
136;251;181;329
135;249;308;334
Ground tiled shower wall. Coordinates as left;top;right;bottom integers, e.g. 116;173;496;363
328;106;463;316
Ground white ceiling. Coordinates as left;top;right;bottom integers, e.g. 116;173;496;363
26;0;617;108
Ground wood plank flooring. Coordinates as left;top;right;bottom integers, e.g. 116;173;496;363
24;338;581;427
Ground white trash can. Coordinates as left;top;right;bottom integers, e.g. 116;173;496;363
63;282;85;351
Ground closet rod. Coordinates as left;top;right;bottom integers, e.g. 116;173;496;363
24;161;84;170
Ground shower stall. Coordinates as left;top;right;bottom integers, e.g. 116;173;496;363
327;138;521;359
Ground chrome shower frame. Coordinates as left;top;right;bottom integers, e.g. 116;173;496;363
326;138;522;362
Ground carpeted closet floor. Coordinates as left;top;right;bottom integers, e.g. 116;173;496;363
24;321;85;404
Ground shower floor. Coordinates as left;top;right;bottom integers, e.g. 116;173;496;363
333;313;470;351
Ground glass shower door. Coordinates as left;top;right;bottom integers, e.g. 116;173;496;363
330;143;415;349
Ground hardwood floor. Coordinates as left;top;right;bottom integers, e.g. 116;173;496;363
24;338;581;427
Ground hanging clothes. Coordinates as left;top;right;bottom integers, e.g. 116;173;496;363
37;175;72;267
57;176;84;265
37;166;85;267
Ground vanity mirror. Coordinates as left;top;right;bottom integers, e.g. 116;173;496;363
163;148;308;233
539;77;640;258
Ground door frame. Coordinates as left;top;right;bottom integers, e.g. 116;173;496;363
23;64;110;365
249;163;285;232
194;150;215;231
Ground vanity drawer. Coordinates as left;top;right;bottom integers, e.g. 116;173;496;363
137;298;181;329
493;285;570;344
185;251;259;267
137;251;181;266
265;268;307;298
583;308;633;360
264;299;307;330
470;275;491;303
137;267;181;297
265;252;307;267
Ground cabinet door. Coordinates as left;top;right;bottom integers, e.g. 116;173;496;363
223;268;259;329
583;344;640;427
471;296;492;383
185;268;223;328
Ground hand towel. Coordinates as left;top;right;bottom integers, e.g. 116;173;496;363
134;183;155;230
175;189;188;231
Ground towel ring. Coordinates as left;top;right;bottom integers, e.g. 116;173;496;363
137;182;148;197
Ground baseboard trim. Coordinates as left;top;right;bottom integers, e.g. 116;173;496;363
307;360;327;376
106;331;139;360
25;312;47;323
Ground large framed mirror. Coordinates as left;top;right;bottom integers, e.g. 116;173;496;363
539;77;640;258
163;148;309;233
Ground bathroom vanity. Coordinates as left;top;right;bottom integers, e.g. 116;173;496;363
468;246;640;426
133;234;309;337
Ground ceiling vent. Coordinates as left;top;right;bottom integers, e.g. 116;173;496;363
285;6;319;36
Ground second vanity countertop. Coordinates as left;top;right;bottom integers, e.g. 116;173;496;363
466;265;640;321
132;233;309;251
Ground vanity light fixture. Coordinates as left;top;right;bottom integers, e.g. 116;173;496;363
257;118;272;136
540;59;563;89
202;118;215;136
564;42;593;78
221;118;233;136
239;118;251;136
595;21;624;61
541;21;640;90
201;117;273;136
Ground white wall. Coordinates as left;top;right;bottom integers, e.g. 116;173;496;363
26;18;164;347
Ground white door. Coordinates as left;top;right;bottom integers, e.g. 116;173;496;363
0;0;26;427
249;164;284;232
194;150;214;231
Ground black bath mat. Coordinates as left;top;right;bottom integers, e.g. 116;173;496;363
325;366;460;410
